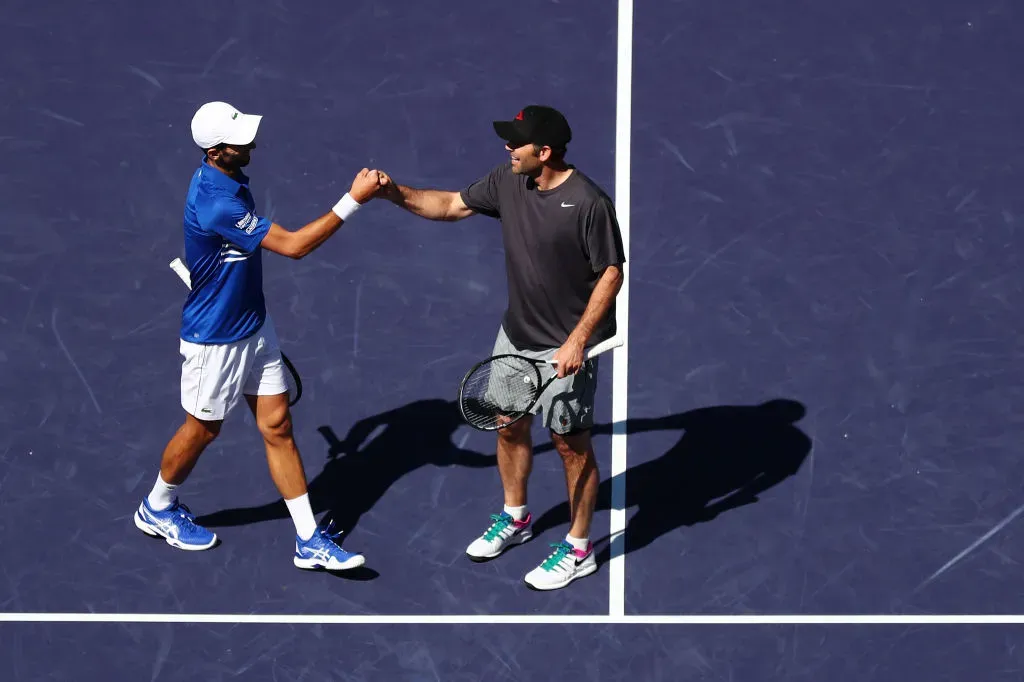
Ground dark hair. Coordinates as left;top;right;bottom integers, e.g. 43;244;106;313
533;143;566;160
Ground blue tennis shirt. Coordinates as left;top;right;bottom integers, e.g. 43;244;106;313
180;158;272;344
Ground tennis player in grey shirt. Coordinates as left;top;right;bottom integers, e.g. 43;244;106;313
375;105;625;590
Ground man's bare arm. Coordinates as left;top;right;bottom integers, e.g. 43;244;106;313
260;213;345;260
377;172;475;221
552;264;625;377
259;168;380;259
568;264;625;347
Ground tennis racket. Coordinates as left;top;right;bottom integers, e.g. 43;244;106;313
457;335;623;431
169;257;303;407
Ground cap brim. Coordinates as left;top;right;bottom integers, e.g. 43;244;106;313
493;120;530;146
222;113;262;146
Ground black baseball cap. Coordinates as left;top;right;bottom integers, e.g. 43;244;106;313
493;105;572;150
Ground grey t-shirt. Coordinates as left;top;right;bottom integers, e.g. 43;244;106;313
460;163;626;351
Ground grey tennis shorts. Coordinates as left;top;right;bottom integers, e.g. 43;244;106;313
491;325;598;435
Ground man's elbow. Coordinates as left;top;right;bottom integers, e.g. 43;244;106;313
260;230;305;260
287;241;312;260
441;207;465;222
274;241;306;260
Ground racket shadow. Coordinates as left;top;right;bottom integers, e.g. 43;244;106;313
529;398;812;563
194;398;496;550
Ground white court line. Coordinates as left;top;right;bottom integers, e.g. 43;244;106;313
2;613;1024;625
608;0;633;619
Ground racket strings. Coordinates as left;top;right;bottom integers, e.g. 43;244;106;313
460;356;540;430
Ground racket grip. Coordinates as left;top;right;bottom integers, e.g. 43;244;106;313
546;336;624;365
169;258;192;290
585;336;624;359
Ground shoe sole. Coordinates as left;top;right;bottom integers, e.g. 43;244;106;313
466;529;533;562
524;562;599;591
134;511;218;551
294;554;366;571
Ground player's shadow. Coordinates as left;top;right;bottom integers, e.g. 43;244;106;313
194;398;496;577
530;398;812;563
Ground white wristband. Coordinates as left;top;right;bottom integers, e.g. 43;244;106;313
331;193;361;221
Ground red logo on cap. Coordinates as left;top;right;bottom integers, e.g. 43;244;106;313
514;111;524;121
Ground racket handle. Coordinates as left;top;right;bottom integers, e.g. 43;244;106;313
586;335;624;359
170;258;192;290
546;335;624;365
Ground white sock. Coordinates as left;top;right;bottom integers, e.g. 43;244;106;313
146;473;177;511
504;504;528;522
566;534;589;552
285;493;318;541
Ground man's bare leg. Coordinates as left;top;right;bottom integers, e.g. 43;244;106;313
245;392;313;537
521;427;600;590
496;415;534;509
247;392;364;570
135;412;221;550
147;413;221;509
465;415;536;561
551;429;600;541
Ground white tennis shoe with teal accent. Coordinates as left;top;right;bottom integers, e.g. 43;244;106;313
465;511;533;561
524;540;597;590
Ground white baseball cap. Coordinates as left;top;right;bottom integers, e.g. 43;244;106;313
190;101;263;149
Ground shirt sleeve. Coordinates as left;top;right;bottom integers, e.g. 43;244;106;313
582;194;627;273
197;196;272;253
459;163;508;218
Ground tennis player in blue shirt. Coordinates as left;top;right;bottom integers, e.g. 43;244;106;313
133;101;380;571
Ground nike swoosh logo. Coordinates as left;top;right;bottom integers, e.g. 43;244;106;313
561;202;575;207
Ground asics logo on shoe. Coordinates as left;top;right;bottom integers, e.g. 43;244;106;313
146;513;180;539
299;547;334;562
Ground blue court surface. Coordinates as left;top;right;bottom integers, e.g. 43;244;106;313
3;0;1024;679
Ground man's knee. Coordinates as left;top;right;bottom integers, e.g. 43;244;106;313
259;412;293;443
550;428;594;458
253;395;294;443
184;413;222;446
497;415;532;444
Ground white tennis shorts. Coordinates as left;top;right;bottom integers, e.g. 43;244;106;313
179;317;289;421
